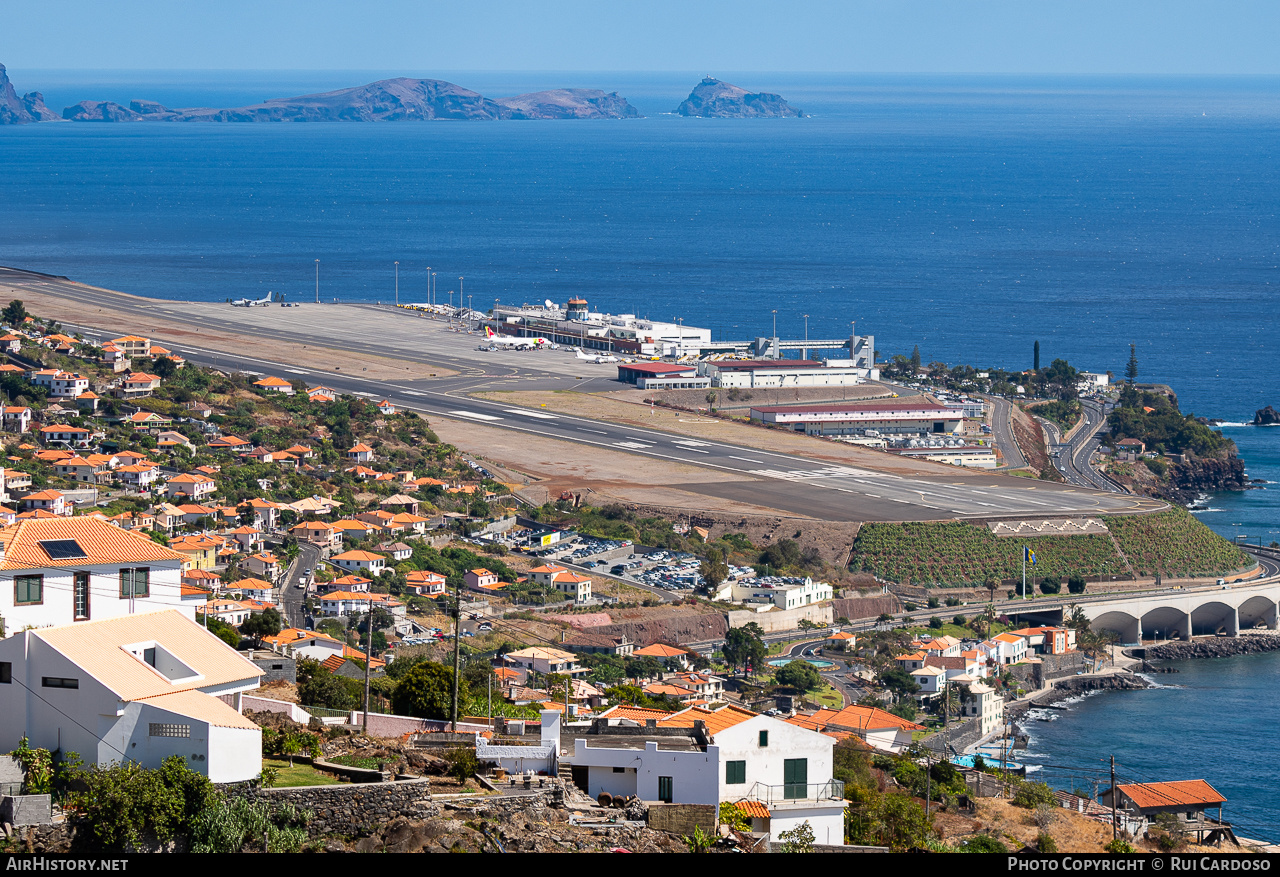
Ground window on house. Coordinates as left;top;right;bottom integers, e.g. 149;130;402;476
120;568;150;598
612;767;626;774
726;761;746;784
758;730;768;747
41;677;78;689
74;571;90;621
15;574;42;605
657;776;673;803
0;662;10;684
149;723;190;738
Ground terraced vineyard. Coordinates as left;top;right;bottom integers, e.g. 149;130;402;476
850;509;1249;586
1107;507;1251;577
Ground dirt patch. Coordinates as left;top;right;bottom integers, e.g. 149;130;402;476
1009;403;1058;479
257;679;301;703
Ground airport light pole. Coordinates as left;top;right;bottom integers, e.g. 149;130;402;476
425;266;431;307
771;309;778;358
803;313;809;360
431;272;437;308
314;259;319;304
467;295;473;332
394;261;399;307
449;290;454;324
677;317;683;356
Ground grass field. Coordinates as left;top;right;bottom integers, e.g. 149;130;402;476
263;758;343;788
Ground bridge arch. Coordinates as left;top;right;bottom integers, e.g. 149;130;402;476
1090;610;1141;644
1190;600;1238;637
1238;595;1279;631
1140;606;1189;642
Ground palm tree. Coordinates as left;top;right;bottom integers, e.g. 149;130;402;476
982;603;998;641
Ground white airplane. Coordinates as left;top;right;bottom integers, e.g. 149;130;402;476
483;327;550;349
231;291;275;307
575;347;619;363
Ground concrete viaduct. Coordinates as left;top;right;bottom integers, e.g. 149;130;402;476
1000;579;1280;645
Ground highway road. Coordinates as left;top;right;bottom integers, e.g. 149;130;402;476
2;266;1163;523
1042;398;1119;492
982;395;1027;470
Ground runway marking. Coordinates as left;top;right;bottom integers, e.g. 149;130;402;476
286;369;308;374
672;439;711;447
505;409;558;420
676;447;709;454
401;391;425;396
613;441;653;450
577;427;608;435
729;456;765;464
448;410;503;422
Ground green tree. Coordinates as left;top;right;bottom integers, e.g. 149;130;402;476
722;625;767;675
777;820;815;853
240;607;283;647
2;299;27;329
877;667;921;699
910;345;921;371
392;661;465;720
1067;574;1087;595
774;660;822;692
1039;576;1061;595
1126;342;1139;385
1033;340;1040;372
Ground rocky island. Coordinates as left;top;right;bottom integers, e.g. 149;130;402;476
1;65;641;123
676;77;802;118
0;63;56;124
1254;405;1279;426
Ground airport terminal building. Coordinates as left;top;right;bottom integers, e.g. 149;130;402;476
749;399;964;436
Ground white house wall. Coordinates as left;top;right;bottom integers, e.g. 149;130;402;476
0;561;188;634
715;715;835;801
770;806;846;848
573;740;720;806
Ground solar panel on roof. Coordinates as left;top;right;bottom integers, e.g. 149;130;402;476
39;539;88;560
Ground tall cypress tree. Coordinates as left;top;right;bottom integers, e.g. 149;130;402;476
1126;343;1139;385
1034;340;1040;371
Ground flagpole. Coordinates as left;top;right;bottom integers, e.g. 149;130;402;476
1022;546;1026;599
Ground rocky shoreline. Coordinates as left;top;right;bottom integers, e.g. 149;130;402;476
1009;671;1153;721
1140;633;1280;661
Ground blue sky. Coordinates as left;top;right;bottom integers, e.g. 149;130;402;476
4;0;1279;74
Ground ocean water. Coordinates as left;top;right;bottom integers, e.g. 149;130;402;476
1019;653;1280;841
2;71;1280;824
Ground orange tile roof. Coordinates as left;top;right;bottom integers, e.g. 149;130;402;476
228;577;273;590
656;703;757;734
597;705;674;723
633;643;691;659
1117;780;1225;810
349;443;374;453
138;689;260;730
333;550;386;562
821;704;924;733
731;800;770;820
0;516;185;569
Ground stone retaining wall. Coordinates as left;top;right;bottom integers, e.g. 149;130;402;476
228;779;438;836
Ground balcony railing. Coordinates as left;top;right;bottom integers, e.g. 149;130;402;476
745;779;845;805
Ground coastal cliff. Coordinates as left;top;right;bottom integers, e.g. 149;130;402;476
496;89;639;120
0;63;56;124
676;77;802;118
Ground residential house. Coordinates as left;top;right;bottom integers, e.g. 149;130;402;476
208;436;252;452
169;534;222;571
305;386;337;402
982;633;1029;665
109;335;152;357
252;376;295;395
116;374;163;399
74;391;100;412
959;680;1004;740
165;472;217;501
30;370;89;399
503;646;587;677
224;578;274;604
527;563;592;603
0;609;263;782
226;525;263;553
243;552;281;581
376;541;413;562
116;463;161;491
155;431;195;453
787;704;923;755
0;334;20;353
290;520;340;549
2;407;31;434
22;490;69;516
405;570;447;597
319;574;372;594
376;399;397;416
241;499;280;531
663;671;726;702
0;515;189;631
346;443;375;463
331;549;387;575
317;591;403;619
196;599;254;627
632;642;693;670
465;568;500;591
262;628;345;661
1100;780;1229;843
569;706;846;847
38;425;94;449
825;631;857;652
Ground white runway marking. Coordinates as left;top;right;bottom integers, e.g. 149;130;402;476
505;409;558;420
448;410;502;421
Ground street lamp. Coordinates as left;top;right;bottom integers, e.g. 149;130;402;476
394;261;399;307
314;259;319;304
771;309;777;355
467;295;473;332
677;317;684;355
803;313;809;359
449;290;454;323
431;272;437;309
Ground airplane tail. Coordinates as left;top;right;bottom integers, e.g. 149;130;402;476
484;326;495;338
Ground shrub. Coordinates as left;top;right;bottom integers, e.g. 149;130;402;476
1011;781;1056;809
952;615;966;626
959;834;1008;853
189;796;311;853
1039;576;1061;595
1104;838;1137;853
929;616;944;629
1037;832;1058;853
1067;574;1087;594
444;746;479;783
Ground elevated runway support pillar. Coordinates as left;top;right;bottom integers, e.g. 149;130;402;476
1268;602;1279;631
1128;618;1143;646
1229;606;1240;637
1182;611;1193;641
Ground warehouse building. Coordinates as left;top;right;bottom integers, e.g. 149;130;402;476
749;399;963;436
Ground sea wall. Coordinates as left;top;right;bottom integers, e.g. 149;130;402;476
1141;634;1280;661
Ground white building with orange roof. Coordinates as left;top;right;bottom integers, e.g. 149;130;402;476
164;472;216;500
406;570;447;596
317;590;403;619
22;490;69;516
196;599;254;627
305;386;337;402
503;646;585;677
632;642;693;670
982;632;1029;665
332;549;387;575
263;627;345;661
243;552;282;581
290;519;340;549
2;406;31;433
319;574;373;594
788;704;924;755
224;577;274;604
376;399;397;415
465;567;499;590
0;515;189;631
109;335;151;356
252;376;294;395
116;373;162;399
825;630;857;652
116;462;161;490
570;704;846;846
0;610;264;782
346;442;375;463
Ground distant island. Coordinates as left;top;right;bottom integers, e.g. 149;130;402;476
0;64;640;123
676;77;802;118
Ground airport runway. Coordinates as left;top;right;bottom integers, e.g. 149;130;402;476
0;266;1165;522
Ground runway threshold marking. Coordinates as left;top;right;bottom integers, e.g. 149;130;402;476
577;428;608;435
505;409;558;420
448;410;503;422
614;441;653;450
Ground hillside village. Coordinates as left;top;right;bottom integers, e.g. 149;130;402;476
0;303;1258;854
